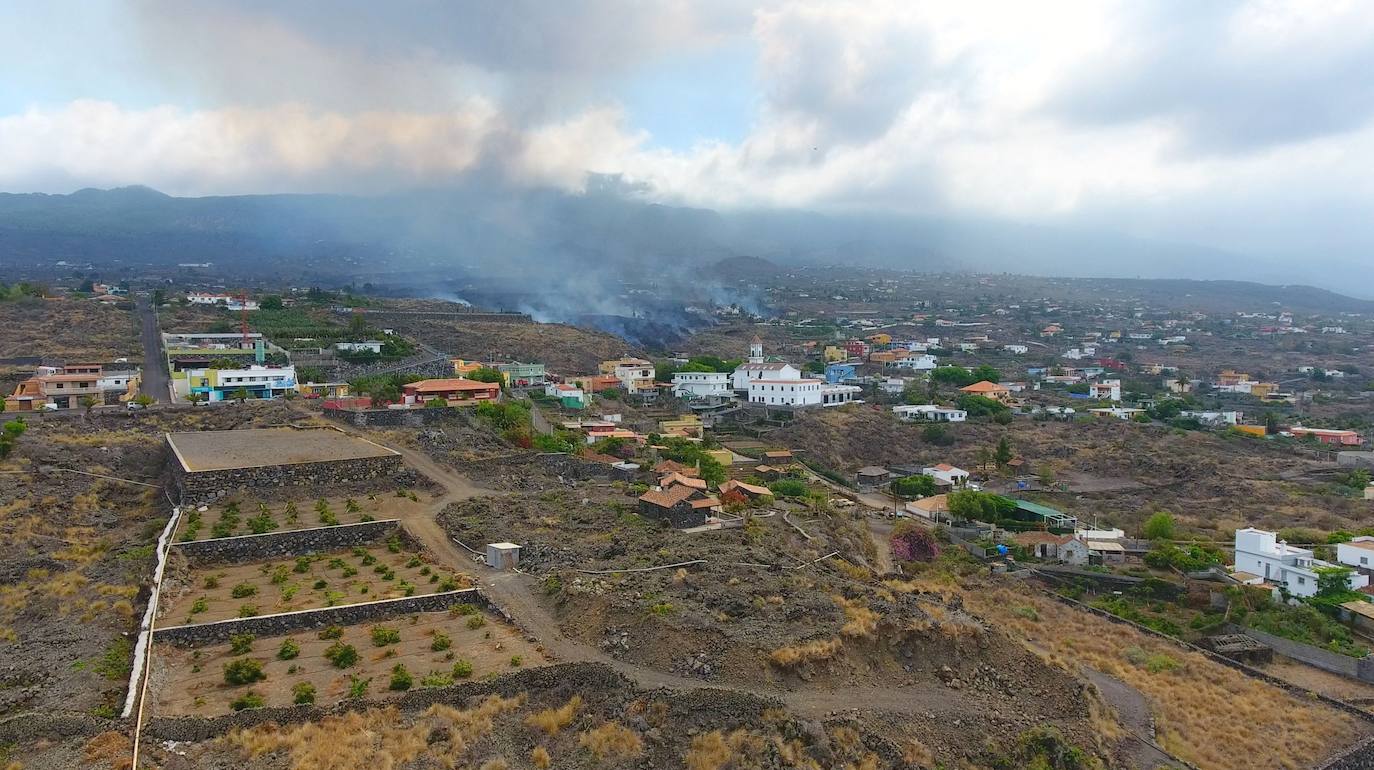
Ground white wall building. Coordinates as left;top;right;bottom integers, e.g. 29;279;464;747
1336;538;1374;574
611;359;655;393
732;362;802;391
1234;528;1368;598
890;353;937;370
747;380;859;407
672;371;732;399
1089;379;1122;401
922;463;970;487
893;404;967;422
1003;345;1028;355
335;341;384;354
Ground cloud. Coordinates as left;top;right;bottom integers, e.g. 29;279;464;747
3;0;1374;285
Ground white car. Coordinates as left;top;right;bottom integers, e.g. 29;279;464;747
40;403;60;411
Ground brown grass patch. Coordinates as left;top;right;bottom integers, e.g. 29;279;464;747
835;596;880;639
769;637;842;668
530;745;551;769
82;731;132;770
525;694;582;736
578;721;644;760
964;583;1365;770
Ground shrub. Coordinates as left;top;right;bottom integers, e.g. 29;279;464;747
421;670;454;687
466;614;486;630
292;681;316;705
440;575;460;591
346;675;370;698
371;625;401;646
231;691;265;711
238;604;259;618
277;639;300;660
293;556;312;574
452;659;473;679
769;638;842;669
318;625;344;640
230;582;257;598
526;695;583;735
578;722;644;760
389;664;413;691
1143;511;1176;540
223;658;266;685
190;597;208;615
324;642;359;668
890;522;941;563
431;631;452;652
228;633;255;655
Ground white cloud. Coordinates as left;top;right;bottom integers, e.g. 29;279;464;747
2;1;1374;274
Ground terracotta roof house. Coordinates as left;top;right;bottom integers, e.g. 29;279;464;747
653;460;699;476
402;378;500;405
1013;532;1089;565
958;381;1012;402
659;472;708;490
719;479;773;499
763;450;795;463
639;484;719;528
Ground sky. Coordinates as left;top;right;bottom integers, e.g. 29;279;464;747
1;0;1373;282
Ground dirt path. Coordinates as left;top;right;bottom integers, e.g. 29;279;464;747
1079;667;1181;769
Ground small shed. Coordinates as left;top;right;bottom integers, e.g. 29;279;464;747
485;542;522;570
855;466;892;490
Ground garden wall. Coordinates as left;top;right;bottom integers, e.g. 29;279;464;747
171;520;399;565
156;589;486;646
1228;624;1374;683
171;454;408;505
325;405;464;428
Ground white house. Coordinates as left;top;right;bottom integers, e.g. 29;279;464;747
1336;538;1374;574
609;358;655;393
672;371;732;399
922;463;970;487
186;292;260;311
1089;379;1122;401
890;353;937;370
893;404;967;422
335;340;384;354
747;379;858;407
1003;345;1028;355
1089;407;1144;420
1180;410;1243;426
1234;528;1368;598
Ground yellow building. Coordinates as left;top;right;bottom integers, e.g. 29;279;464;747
1233;424;1267;437
823;346;846;362
867;333;892;346
659;415;704;438
451;358;485;377
1248;382;1279;398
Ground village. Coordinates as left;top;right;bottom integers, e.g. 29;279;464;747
2;272;1374;770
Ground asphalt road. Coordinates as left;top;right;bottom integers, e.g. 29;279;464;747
136;295;171;403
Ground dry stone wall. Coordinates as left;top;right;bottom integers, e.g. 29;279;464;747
170;520;399;564
171;454;408;505
156;589;486;646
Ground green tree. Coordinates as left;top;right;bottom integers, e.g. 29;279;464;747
994;436;1013;466
230;388;251;403
79;394;99;418
890;475;936;498
930;366;974;386
133;394;155;407
469;366;505;385
970;364;1002;383
1142;511;1176;540
259;295;284;310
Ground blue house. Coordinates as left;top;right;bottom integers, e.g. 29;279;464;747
825;363;857;384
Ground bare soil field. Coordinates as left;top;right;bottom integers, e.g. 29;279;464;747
149;605;543;716
174;491;434;540
167;426;398;471
771;406;1370;535
0;402;305;717
160;543;471;625
390;317;637;373
0;297;140;360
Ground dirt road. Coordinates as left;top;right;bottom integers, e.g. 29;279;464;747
1080;667;1181;769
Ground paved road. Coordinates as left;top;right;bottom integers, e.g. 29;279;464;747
136;295;170;403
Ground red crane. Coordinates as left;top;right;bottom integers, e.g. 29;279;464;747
237;291;251;347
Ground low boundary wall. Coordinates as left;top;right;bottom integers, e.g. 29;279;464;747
156;588;486;646
170;519;399;564
1229;624;1374;683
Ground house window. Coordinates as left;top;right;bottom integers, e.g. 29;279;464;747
1362;557;1369;565
1297;576;1306;585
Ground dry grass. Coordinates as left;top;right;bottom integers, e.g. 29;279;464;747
525;694;582;736
835;596;880;639
768;637;842;669
530;745;551;769
82;731;132;770
578;721;644;760
964;583;1365;770
685;730;767;770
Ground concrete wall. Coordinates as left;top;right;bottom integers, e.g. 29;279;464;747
1229;624;1374;682
157;589;485;646
171;454;408;505
171;519;399;565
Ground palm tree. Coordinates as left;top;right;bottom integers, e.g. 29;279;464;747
79;395;99;419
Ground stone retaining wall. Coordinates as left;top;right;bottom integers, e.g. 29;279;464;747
157;589;486;646
1227;624;1374;682
1318;735;1374;770
143;662;626;743
0;711;127;745
171;454;408;506
171;520;399;564
325;405;469;428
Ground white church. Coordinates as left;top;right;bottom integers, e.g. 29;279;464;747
732;336;861;408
